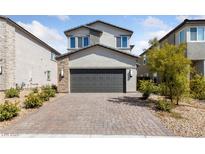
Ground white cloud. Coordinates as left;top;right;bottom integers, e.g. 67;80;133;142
194;15;205;19
18;20;66;53
148;30;170;39
176;15;190;22
131;40;149;56
54;15;70;21
141;16;169;29
131;16;173;55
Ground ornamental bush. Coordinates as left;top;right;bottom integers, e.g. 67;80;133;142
138;80;160;99
156;100;172;112
190;74;205;100
41;85;56;97
24;93;43;108
5;88;20;98
51;84;58;93
38;91;50;102
0;101;20;121
32;87;39;93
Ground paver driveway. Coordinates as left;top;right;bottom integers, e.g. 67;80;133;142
0;93;172;136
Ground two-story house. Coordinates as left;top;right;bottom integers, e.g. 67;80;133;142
56;20;138;93
138;19;205;80
0;16;60;90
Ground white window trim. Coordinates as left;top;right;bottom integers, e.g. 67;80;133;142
188;26;205;42
115;36;129;49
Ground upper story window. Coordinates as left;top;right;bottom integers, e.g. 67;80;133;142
116;36;128;48
83;36;89;47
70;36;76;48
190;27;197;41
78;37;82;48
198;27;204;41
189;27;205;42
70;36;89;48
179;30;185;43
51;52;56;61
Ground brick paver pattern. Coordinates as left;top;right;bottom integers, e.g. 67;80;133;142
0;93;173;136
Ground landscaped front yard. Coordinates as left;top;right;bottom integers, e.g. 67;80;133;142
0;87;64;130
148;95;205;137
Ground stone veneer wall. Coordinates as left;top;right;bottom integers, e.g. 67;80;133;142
57;57;69;93
0;19;16;90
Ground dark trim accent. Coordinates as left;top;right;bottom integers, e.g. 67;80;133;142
0;16;61;55
123;69;126;93
56;44;139;59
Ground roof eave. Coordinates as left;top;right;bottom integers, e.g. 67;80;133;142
0;16;61;55
56;44;138;60
86;20;133;34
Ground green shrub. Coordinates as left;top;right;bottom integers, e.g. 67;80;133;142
51;84;58;93
32;87;39;93
156;100;172;112
42;85;56;97
138;80;159;99
24;93;43;108
190;74;205;100
5;88;20;98
38;91;50;102
0;101;20;121
158;83;169;96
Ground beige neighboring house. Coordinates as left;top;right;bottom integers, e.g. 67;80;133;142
138;19;205;81
57;20;138;93
0;16;61;91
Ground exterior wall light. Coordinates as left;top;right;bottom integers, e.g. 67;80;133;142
129;69;133;77
60;68;64;78
0;66;2;75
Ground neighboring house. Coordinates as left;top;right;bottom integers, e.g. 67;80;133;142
138;19;205;80
0;16;60;91
57;20;138;93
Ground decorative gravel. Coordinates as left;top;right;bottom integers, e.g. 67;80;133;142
149;95;205;137
0;90;64;130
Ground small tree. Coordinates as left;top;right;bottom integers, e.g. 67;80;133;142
148;37;159;47
147;42;191;105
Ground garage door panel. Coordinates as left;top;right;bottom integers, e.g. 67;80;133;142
70;69;125;93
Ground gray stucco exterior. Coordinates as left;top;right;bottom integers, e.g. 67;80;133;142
58;21;137;93
57;45;137;93
65;21;133;53
138;19;205;79
0;17;60;90
187;42;205;60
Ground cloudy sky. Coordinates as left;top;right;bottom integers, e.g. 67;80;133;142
8;15;205;55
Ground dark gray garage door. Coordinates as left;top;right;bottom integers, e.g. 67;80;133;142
70;69;126;93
